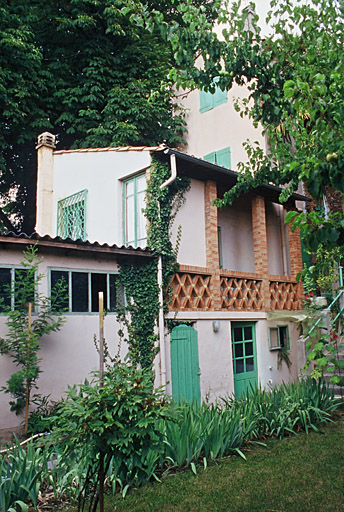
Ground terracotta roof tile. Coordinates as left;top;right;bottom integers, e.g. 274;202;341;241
53;144;167;155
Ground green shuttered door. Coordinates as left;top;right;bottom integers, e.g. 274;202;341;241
170;325;201;403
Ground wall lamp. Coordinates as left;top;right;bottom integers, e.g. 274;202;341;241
212;320;220;333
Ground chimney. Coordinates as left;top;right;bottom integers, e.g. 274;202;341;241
35;132;56;236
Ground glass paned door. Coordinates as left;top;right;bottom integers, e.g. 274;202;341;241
232;322;257;398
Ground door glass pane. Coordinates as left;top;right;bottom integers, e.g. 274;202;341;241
245;342;253;356
236;359;244;374
233;327;242;342
72;272;88;312
235;343;243;358
246;357;254;372
244;326;252;340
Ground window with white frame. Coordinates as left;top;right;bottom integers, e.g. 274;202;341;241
268;325;290;350
0;266;35;312
57;189;87;241
123;174;147;248
50;269;123;313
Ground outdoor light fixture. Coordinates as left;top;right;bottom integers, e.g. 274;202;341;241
212;320;220;333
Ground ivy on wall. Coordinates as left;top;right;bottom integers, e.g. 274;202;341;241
118;157;190;371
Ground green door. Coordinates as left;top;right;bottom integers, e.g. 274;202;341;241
170;325;201;403
232;322;258;398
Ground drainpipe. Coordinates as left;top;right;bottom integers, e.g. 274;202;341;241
157;153;177;387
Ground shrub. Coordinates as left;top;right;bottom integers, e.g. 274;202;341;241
47;363;170;500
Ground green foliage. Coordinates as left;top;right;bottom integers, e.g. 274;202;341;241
47;363;170;499
117;260;160;371
164;0;344;253
224;378;339;439
1;0;212;231
118;159;190;370
145;157;190;293
0;437;47;512
0;245;66;416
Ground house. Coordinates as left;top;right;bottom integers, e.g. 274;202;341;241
0;131;308;430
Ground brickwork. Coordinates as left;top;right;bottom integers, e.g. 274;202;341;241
251;195;270;310
204;181;221;309
288;224;303;279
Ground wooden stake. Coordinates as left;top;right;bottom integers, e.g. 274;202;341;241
98;292;105;512
24;302;32;438
99;292;104;382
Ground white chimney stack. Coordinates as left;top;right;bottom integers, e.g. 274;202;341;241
35;132;56;236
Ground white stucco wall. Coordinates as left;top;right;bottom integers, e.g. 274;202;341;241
218;198;255;272
180;82;266;171
36;150;152;245
171;178;207;267
165;311;300;402
0;247;126;430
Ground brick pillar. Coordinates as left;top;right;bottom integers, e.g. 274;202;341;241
251;195;270;310
287;224;303;279
204;181;221;310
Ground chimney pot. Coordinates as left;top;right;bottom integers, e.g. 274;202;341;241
36;132;56;149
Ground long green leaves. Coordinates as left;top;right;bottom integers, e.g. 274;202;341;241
0;437;46;512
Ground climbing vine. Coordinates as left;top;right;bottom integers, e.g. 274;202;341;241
118;157;190;370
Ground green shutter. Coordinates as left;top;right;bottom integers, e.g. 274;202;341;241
213;86;227;108
203;147;231;169
203;151;216;164
216;147;231;169
200;90;214;113
170;325;201;403
200;77;227;113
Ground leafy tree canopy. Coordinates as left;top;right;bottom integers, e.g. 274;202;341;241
159;0;344;253
0;0;217;233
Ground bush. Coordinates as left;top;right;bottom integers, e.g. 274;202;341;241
47;363;170;498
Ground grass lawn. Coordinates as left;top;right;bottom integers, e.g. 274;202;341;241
64;417;344;512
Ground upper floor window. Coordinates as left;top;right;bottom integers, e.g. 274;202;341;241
203;147;231;169
199;78;227;113
57;189;87;241
0;266;35;312
123;174;147;248
50;269;122;313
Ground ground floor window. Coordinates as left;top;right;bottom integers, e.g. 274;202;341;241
268;325;290;350
50;269;122;313
0;266;35;312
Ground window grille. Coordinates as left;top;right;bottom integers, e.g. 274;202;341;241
57;190;87;241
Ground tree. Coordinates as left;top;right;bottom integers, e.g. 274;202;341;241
162;0;344;254
0;0;217;233
0;245;66;435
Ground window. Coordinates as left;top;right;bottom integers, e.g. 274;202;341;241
123;174;147;248
50;269;123;313
0;266;35;312
268;325;290;350
203;147;231;169
57;189;87;241
199;78;227;113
